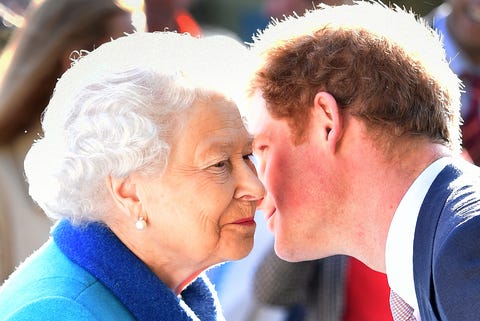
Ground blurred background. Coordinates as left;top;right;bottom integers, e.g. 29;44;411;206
0;0;445;46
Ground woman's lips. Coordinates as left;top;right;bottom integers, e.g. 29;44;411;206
232;217;256;225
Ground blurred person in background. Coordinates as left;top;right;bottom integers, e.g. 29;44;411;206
427;0;480;165
0;0;141;282
0;31;264;319
239;0;353;42
144;0;201;36
262;0;351;20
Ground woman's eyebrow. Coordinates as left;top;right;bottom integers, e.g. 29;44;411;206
196;135;254;160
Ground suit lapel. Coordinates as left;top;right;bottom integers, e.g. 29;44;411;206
413;163;461;321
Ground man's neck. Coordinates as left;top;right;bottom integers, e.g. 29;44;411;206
342;140;451;272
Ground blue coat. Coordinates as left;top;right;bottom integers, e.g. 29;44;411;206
414;159;480;320
0;220;224;320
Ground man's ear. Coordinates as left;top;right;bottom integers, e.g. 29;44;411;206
312;91;343;154
105;175;141;218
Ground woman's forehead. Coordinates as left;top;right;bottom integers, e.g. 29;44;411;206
173;97;251;155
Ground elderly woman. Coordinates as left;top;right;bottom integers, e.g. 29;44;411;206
0;32;264;320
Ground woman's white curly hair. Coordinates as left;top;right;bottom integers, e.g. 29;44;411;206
24;31;252;224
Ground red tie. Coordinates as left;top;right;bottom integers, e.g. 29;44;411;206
389;291;416;321
460;73;480;165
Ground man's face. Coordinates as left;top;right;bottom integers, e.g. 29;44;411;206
248;93;343;261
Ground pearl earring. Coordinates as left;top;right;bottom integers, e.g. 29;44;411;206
135;217;147;230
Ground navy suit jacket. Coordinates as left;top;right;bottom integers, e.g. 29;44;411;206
414;159;480;320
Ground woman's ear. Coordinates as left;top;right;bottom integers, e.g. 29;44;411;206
312;91;343;154
105;175;141;218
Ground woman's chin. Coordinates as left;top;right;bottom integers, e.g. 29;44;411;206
224;239;255;261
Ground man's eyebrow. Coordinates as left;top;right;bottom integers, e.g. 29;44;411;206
246;135;254;148
252;130;268;143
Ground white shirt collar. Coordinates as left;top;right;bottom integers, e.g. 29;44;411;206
385;157;450;317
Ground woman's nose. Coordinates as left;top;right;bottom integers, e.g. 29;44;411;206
234;162;266;201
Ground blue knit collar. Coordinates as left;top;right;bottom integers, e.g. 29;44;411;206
52;220;222;321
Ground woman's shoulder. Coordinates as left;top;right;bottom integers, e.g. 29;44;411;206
0;240;135;320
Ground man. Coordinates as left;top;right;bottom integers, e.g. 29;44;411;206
251;1;393;321
243;2;480;321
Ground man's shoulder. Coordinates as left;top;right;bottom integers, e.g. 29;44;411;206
434;159;480;245
414;158;480;257
444;159;480;203
414;159;480;320
428;158;480;220
433;158;480;191
430;194;480;320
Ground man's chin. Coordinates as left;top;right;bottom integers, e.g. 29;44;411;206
266;210;277;232
267;219;275;233
273;240;303;262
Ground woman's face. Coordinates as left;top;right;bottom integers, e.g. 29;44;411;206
135;96;264;275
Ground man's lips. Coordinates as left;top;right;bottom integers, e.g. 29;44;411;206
265;208;276;220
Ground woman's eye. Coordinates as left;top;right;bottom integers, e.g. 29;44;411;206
243;153;253;161
213;160;226;168
243;153;257;166
244;153;255;161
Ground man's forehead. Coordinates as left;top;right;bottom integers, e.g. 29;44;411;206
245;90;269;135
